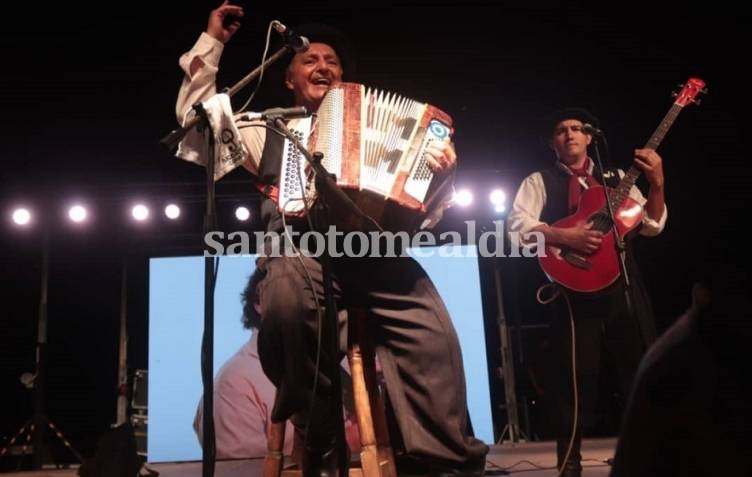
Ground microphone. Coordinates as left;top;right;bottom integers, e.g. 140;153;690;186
239;106;310;121
271;20;310;53
582;123;604;136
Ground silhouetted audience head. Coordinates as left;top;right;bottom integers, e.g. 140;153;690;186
610;260;752;477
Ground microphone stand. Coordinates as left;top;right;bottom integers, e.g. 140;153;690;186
158;42;295;477
268;116;380;475
191;101;218;477
590;135;634;316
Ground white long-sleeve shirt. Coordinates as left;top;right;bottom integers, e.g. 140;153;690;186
176;32;279;178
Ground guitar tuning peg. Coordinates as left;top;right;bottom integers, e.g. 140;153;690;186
692;98;702;106
671;91;678;98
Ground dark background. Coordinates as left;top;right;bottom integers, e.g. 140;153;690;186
0;0;744;465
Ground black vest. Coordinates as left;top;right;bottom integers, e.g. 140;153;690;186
539;167;574;225
538;164;620;224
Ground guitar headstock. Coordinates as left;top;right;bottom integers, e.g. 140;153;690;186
672;77;707;107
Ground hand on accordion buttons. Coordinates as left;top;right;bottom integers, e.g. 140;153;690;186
425;138;457;174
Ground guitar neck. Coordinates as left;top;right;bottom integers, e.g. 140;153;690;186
611;102;684;206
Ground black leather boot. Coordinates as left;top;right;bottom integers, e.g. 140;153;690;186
301;438;340;477
559;461;582;477
294;401;350;477
557;431;582;477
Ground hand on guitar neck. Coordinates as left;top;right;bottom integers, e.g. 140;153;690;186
633;148;666;223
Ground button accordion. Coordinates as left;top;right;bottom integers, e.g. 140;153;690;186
277;82;455;233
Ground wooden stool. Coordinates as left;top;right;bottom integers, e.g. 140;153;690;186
263;310;397;477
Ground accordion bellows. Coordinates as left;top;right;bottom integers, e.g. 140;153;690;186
278;82;454;233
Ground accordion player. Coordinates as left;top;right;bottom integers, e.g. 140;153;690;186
274;82;456;234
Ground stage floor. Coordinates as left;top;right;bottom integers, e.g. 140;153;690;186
0;437;615;476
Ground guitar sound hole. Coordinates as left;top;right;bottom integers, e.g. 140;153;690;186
589;213;613;232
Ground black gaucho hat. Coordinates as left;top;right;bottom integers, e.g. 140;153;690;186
541;107;600;137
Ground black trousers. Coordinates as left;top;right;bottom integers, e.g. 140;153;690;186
255;251;488;465
546;283;647;466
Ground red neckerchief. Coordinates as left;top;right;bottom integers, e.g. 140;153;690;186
567;160;599;213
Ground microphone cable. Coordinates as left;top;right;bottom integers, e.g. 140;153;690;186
536;283;579;477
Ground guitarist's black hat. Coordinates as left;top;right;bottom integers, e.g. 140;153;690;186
542;107;600;137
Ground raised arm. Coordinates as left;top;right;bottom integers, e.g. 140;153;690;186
175;1;245;123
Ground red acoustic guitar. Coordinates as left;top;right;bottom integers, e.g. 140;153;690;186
538;77;706;293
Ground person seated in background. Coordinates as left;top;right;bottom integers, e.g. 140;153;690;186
193;268;294;459
194;268;360;459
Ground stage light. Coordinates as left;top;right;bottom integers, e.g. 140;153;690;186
489;188;507;213
164;204;180;220
68;205;88;224
12;207;32;226
235;206;251;221
454;189;473;207
489;189;506;205
131;204;150;222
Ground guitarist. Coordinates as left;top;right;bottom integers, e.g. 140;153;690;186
508;107;667;477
